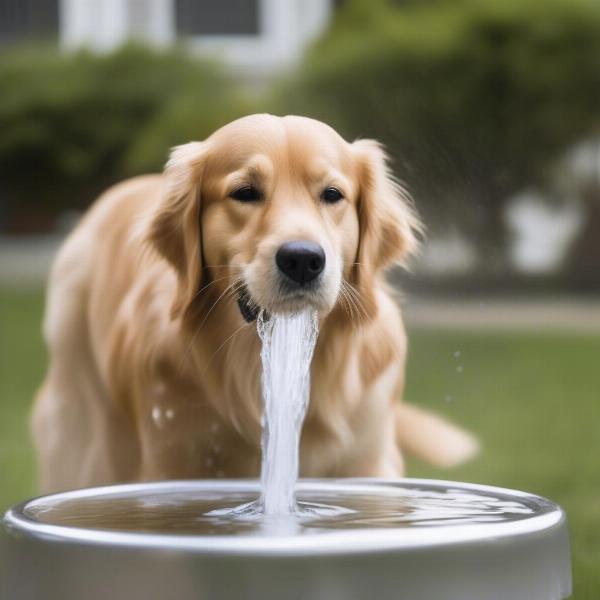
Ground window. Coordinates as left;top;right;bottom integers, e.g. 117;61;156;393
0;0;59;45
175;0;260;36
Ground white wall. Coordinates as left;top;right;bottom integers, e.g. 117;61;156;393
60;0;128;52
59;0;333;75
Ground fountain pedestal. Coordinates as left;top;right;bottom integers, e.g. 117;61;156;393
1;479;571;600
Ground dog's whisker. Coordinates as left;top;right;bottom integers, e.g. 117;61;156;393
340;282;359;323
343;280;368;319
338;284;352;319
190;275;235;302
206;321;251;367
189;263;246;303
346;284;366;311
203;264;245;270
344;281;367;323
338;287;355;323
346;294;360;323
178;278;244;375
340;284;360;324
346;295;364;323
198;279;243;329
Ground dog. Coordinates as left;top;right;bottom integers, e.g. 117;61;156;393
32;114;477;492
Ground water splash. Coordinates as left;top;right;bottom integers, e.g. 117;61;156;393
257;309;319;515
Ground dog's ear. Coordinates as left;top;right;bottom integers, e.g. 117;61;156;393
148;142;208;319
351;139;421;321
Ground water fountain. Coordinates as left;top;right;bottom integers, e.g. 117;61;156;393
1;311;572;599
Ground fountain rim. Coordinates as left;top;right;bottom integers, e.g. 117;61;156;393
3;478;566;557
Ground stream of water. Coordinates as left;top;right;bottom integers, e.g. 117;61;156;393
208;309;320;519
256;309;319;515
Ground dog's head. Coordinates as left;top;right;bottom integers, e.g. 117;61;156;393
149;114;420;324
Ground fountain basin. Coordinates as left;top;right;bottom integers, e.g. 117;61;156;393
1;479;571;600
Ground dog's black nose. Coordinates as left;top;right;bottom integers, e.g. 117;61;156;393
276;241;325;285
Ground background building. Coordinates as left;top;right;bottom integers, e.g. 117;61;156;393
1;0;333;75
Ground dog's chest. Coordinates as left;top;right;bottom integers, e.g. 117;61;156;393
142;343;378;479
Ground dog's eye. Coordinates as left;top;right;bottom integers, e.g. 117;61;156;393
321;187;344;204
230;186;262;203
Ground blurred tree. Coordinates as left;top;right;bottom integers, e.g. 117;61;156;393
0;45;245;233
277;0;600;272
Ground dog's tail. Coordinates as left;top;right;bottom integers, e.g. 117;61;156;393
395;403;479;468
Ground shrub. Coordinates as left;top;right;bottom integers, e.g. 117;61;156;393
0;45;246;232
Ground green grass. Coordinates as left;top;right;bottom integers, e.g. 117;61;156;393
1;287;599;597
405;328;600;600
0;288;44;509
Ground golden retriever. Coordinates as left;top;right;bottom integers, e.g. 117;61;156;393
32;114;477;493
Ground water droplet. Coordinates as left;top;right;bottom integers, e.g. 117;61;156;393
205;457;215;468
151;406;163;428
445;395;453;403
165;408;175;420
456;366;463;374
453;351;461;358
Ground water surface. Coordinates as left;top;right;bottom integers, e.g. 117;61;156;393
25;481;546;538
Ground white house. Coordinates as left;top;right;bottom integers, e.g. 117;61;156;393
1;0;334;75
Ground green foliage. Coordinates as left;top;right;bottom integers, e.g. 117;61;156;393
277;0;600;263
0;45;247;231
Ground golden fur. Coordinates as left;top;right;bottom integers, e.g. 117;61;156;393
32;115;477;493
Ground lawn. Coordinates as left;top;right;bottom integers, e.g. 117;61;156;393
1;287;599;598
405;327;600;600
